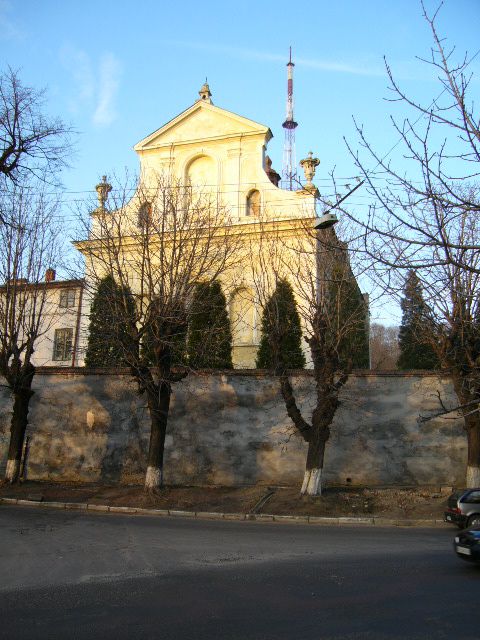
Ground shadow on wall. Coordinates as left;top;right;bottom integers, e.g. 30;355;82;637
0;384;12;475
164;373;308;487
90;376;149;483
253;375;311;486
164;374;242;485
0;371;468;487
23;374;149;483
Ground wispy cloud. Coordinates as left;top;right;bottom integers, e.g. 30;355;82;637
165;40;385;78
64;47;94;106
295;56;384;77
0;0;24;41
61;47;122;127
93;53;121;126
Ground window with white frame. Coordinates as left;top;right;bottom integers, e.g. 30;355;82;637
53;328;73;361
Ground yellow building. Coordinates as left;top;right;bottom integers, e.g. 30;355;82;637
77;83;322;368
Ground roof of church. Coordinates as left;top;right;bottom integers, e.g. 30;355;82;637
134;84;272;151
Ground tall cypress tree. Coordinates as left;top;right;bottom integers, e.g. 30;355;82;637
256;278;306;370
187;280;233;369
397;270;439;369
141;313;188;368
328;266;370;369
85;275;137;367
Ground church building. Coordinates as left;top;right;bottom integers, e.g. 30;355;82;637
73;82;323;368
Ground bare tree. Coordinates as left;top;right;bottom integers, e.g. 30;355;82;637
0;181;63;482
345;4;479;273
0;68;71;187
370;323;399;370
76;173;241;490
341;4;480;485
250;216;369;495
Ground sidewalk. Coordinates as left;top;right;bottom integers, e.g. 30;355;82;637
0;481;452;527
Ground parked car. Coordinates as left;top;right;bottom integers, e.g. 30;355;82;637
453;527;480;564
444;488;480;529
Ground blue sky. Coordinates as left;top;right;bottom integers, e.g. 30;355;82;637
1;0;479;322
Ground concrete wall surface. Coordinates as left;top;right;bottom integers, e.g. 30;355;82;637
0;370;467;487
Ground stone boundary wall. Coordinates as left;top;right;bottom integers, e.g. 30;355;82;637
0;369;467;487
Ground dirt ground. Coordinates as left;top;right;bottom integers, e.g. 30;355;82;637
0;481;452;519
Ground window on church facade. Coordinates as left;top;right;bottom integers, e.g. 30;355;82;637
186;155;215;188
138;202;152;228
246;190;261;217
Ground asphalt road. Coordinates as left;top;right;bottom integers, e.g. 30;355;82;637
0;506;478;640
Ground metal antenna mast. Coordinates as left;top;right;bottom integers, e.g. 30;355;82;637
281;47;298;190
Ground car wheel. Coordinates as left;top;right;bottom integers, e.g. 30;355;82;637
467;514;480;528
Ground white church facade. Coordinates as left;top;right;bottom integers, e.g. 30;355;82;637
33;82;338;368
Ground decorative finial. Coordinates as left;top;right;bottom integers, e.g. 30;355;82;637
300;151;320;193
198;80;212;104
95;175;112;209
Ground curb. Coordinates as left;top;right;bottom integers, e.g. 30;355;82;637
0;497;450;528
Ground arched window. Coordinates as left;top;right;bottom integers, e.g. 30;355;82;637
246;190;261;217
186;155;215;188
138;202;152;228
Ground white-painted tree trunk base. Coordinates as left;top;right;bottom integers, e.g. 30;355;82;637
5;459;20;483
300;468;322;496
145;465;163;489
466;465;480;487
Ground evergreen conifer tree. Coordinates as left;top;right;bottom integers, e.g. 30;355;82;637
256;278;306;370
187;280;233;369
397;270;439;369
329;267;370;369
85;275;137;367
141;314;188;368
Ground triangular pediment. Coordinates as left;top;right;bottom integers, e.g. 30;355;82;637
134;101;271;150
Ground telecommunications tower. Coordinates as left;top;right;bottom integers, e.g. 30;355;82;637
281;47;298;190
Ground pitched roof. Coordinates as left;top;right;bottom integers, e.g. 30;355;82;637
134;99;272;151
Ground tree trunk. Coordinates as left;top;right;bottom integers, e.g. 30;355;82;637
451;375;480;488
301;427;328;496
5;389;33;483
144;380;171;490
466;414;480;488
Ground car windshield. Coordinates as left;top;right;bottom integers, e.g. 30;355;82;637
462;490;480;503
